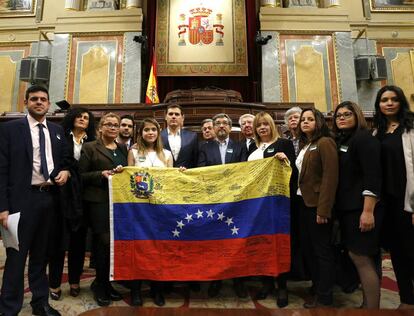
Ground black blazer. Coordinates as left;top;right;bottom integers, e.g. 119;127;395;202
197;138;247;167
263;138;298;195
161;129;198;168
335;129;381;211
0;117;69;214
247;139;257;157
78;139;128;203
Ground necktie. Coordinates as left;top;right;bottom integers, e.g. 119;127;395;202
38;123;49;181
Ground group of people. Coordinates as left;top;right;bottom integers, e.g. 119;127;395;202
0;84;413;316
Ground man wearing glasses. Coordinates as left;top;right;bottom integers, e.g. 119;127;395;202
197;113;248;299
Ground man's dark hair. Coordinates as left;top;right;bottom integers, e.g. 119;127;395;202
25;85;49;101
166;104;183;114
120;114;134;122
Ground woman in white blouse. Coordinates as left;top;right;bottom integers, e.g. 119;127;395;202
128;118;173;168
248;112;296;308
127;117;172;306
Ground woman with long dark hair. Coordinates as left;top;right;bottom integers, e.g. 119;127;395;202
333;101;382;308
373;85;414;309
296;108;338;308
48;107;95;300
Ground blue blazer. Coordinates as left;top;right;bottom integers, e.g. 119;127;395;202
0;117;69;214
197;138;247;167
161;128;198;168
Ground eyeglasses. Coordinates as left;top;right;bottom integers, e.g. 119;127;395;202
102;123;120;129
335;112;353;120
214;121;229;126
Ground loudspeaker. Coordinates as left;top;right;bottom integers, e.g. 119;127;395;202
354;56;370;81
19;57;51;83
371;56;387;81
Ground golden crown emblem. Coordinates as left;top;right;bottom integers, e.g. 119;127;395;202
189;7;212;17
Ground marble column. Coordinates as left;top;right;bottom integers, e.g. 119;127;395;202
325;0;340;7
65;0;81;10
260;0;280;7
126;0;141;9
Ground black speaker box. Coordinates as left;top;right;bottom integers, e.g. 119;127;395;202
19;57;51;83
371;56;387;81
354;56;370;81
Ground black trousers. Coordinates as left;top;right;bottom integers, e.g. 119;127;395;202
0;189;57;315
48;225;87;288
384;195;414;305
298;197;335;304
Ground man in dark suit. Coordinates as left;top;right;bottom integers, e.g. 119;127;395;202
161;104;198;168
198;113;247;166
197;113;248;298
0;85;70;316
239;114;256;157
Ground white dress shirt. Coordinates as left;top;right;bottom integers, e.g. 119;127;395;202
217;137;229;164
27;114;54;185
167;128;181;161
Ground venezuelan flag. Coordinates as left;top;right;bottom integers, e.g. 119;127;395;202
109;158;291;281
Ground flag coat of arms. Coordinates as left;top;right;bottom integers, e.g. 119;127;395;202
110;158;291;281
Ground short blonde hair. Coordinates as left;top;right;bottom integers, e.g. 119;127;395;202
253;111;279;146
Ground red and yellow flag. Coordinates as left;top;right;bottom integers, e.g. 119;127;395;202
145;52;159;104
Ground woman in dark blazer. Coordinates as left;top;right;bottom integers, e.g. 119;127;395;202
79;112;127;306
296;108;338;308
248;111;296;308
48;107;95;300
333;101;382;308
373;85;414;309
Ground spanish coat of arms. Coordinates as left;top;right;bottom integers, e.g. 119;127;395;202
178;6;224;46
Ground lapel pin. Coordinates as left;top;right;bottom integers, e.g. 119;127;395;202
56;134;61;140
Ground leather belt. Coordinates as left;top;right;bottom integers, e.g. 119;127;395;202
31;184;55;192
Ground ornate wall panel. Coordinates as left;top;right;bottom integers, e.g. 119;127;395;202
66;34;124;104
280;34;339;112
377;42;414;111
0;45;30;113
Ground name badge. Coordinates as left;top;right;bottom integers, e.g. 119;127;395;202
138;156;146;162
309;145;317;151
227;148;233;153
266;147;275;153
340;145;349;152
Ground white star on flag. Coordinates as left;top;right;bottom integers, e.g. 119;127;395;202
231;226;239;235
172;229;180;237
206;209;215;218
195;209;204;218
225;217;234;226
185;213;193;223
217;212;225;221
176;220;185;229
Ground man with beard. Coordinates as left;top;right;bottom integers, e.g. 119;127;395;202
197;113;248;298
0;85;70;316
239;114;256;156
116;115;134;149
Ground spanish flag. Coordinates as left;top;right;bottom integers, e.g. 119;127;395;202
109;158;291;281
145;52;159;104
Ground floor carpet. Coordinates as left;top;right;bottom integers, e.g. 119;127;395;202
0;245;401;315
